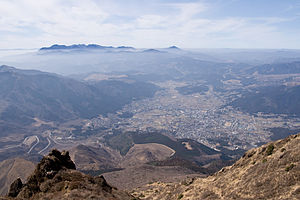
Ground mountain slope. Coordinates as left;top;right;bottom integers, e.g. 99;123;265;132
0;65;158;130
120;143;175;168
69;145;122;173
132;133;300;200
247;61;300;75
99;131;234;190
104;131;231;167
230;85;300;116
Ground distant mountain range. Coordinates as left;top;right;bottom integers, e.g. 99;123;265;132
40;44;136;51
39;44;181;53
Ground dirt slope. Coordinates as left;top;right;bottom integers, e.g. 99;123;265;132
120;143;175;167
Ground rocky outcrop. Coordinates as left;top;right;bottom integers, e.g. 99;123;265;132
7;178;23;197
6;149;133;200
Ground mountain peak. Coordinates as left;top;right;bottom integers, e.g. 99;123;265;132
0;65;16;72
8;149;76;198
143;48;163;53
168;46;180;49
117;46;135;50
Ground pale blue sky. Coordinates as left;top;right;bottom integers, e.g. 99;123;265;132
0;0;299;49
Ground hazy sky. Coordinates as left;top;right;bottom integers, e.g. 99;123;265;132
0;0;300;49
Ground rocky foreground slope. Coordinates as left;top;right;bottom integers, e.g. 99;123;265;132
132;133;300;200
1;149;133;200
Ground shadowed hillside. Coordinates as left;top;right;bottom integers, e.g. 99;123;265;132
230;85;300;116
0;65;158;131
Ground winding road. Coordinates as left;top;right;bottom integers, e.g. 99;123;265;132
38;137;51;154
0;134;55;155
27;135;40;154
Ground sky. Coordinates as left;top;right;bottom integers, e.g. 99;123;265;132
0;0;300;49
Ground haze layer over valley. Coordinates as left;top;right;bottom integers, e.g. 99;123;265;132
0;44;300;197
1;45;300;149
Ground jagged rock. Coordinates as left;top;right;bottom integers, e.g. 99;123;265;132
7;178;23;197
35;149;76;178
14;149;76;198
7;149;133;200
